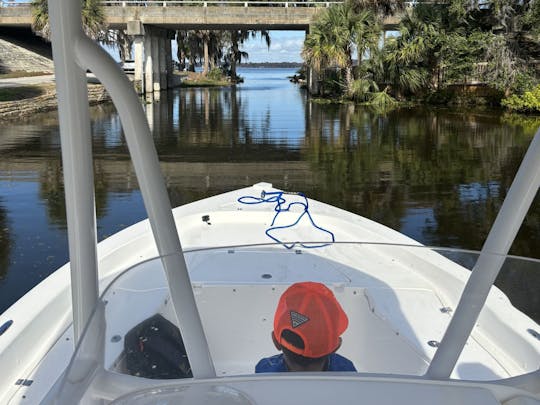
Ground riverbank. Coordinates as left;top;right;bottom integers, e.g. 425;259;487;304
0;71;231;121
0;83;110;122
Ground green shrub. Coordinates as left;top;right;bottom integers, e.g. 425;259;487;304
207;68;224;81
501;85;540;113
501;113;540;132
0;85;44;102
369;90;397;108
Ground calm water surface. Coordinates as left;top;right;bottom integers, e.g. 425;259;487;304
0;68;539;321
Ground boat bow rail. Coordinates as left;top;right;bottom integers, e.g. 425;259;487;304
47;246;540;403
47;0;214;380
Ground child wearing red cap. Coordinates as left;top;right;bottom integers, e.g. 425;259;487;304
255;281;357;372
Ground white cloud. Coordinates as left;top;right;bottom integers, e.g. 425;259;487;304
169;30;306;64
241;31;305;63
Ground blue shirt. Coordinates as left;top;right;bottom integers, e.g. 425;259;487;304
255;353;357;373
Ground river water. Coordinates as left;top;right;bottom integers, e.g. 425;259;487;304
0;68;539;321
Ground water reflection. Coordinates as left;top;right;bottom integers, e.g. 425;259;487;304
0;68;538;320
0;201;10;280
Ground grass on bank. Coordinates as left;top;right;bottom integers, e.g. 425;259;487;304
180;78;230;88
177;71;230;88
0;85;46;102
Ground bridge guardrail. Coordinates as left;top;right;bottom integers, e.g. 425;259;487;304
103;1;340;6
1;0;416;7
1;0;341;6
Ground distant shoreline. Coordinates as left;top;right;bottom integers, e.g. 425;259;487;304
238;62;302;68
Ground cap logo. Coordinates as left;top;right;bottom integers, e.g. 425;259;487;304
290;311;309;328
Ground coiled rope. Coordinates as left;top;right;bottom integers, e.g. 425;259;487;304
238;190;335;249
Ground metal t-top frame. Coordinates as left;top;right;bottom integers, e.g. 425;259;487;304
48;0;540;388
48;0;215;379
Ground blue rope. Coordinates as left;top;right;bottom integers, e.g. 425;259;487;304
237;190;335;249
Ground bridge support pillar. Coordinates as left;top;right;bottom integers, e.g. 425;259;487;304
140;25;173;94
127;21;145;94
165;31;174;88
133;36;144;94
151;33;161;92
143;33;153;94
159;35;168;91
125;24;176;94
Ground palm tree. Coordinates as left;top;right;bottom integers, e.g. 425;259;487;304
226;30;247;82
349;0;405;17
302;24;331;95
31;0;50;39
176;30;189;71
208;31;226;71
380;9;438;97
225;30;271;82
80;0;106;40
101;29;133;62
31;0;106;41
302;1;380;97
201;30;211;76
186;31;202;72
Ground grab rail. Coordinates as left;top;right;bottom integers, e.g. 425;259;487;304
427;129;540;379
48;0;215;380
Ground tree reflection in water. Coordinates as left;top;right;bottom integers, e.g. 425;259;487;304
0;202;9;281
0;68;538;320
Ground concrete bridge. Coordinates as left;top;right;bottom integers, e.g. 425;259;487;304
0;1;402;30
0;0;403;93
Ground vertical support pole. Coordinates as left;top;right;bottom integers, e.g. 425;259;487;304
427;131;540;379
75;37;217;378
144;28;154;93
47;0;99;344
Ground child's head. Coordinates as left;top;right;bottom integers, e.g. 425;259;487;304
271;282;349;371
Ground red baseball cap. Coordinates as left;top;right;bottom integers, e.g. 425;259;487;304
273;282;349;358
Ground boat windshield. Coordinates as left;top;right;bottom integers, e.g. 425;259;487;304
54;242;540;402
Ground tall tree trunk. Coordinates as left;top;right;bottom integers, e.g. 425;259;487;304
188;55;196;72
119;30;133;62
230;30;238;81
203;37;209;76
345;65;354;97
177;50;186;71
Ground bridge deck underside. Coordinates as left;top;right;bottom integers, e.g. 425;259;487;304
0;6;400;30
109;6;317;28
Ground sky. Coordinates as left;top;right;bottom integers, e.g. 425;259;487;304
106;30;305;64
241;30;305;63
5;0;305;63
168;30;306;64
